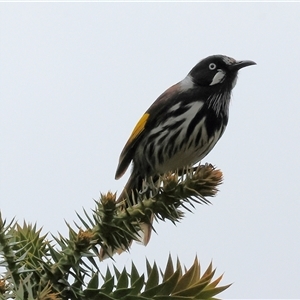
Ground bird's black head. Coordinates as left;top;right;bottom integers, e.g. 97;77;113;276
189;55;256;88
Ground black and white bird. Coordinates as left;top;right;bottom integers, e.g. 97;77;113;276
101;54;255;259
116;55;255;203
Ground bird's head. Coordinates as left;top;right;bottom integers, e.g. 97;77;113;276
187;55;256;89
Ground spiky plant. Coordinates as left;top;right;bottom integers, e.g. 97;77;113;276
0;164;229;299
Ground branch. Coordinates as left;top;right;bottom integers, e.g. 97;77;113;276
0;163;225;299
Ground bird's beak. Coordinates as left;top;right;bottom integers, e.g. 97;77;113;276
229;60;256;71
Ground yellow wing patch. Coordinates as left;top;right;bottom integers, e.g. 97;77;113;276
126;113;150;145
115;113;150;180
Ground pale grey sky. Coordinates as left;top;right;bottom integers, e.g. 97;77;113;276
1;2;300;298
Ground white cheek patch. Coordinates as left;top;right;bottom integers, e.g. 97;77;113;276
209;70;225;86
232;76;238;89
179;75;194;91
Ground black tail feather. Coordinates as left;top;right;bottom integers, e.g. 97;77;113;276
116;171;143;205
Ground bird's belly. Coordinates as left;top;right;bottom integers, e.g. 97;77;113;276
154;133;219;174
134;107;226;177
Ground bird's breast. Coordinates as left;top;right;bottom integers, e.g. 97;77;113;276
134;100;227;175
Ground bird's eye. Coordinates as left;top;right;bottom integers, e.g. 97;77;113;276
209;63;217;70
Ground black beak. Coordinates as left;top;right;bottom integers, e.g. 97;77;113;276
229;60;256;71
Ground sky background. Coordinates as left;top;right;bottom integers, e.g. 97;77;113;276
1;2;300;299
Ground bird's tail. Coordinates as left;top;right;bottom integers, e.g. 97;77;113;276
115;171;143;205
99;172;153;261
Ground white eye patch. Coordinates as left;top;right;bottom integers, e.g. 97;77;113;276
209;63;217;70
209;69;225;86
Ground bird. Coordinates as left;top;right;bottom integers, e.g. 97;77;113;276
101;54;255;259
